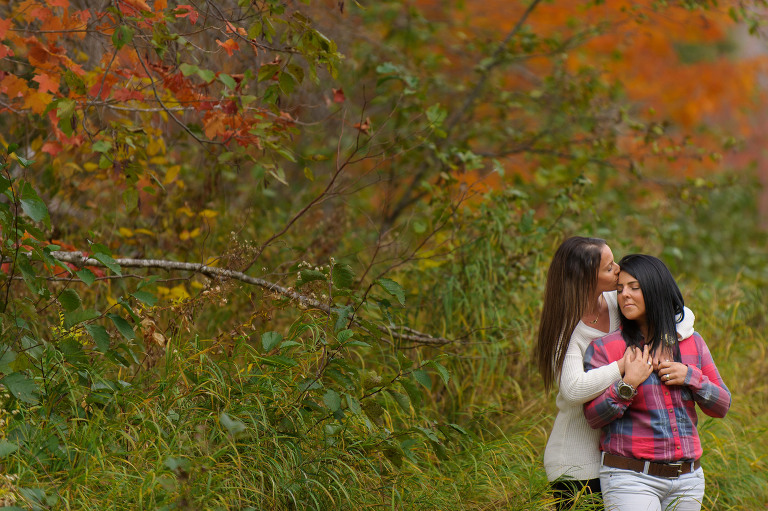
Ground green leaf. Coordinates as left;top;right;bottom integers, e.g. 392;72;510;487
337;329;354;343
0;372;39;404
426;103;447;126
59;289;81;311
179;63;199;76
0;440;18;457
123;188;138;213
112;25;134;49
219;73;237;90
261;331;282;352
258;63;280;82
387;389;411;413
332;263;355;289
108;313;135;340
414;425;440;443
20;182;50;227
63;309;101;329
60;338;87;364
131;290;157;306
346;394;362;414
197;68;216;83
92;140;112;153
220;412;247;436
412;369;431;390
92;252;122;276
77;268;96;286
323;389;341;411
376;278;405;306
430;361;450;385
297;269;326;287
0;349;16;373
85;324;111;352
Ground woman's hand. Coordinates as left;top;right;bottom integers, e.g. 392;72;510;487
658;360;688;386
622;344;653;388
617;346;633;376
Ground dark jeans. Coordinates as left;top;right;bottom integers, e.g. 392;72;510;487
551;478;602;510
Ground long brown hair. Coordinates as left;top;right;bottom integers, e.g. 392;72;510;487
535;236;606;392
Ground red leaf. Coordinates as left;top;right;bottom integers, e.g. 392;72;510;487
112;88;144;101
49;0;69;7
42;141;62;156
0;44;13;59
332;88;345;103
175;5;199;25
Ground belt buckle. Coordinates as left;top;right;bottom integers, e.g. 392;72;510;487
667;462;683;476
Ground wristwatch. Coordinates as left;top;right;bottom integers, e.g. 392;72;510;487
617;380;637;400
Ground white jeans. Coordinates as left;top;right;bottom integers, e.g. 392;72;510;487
600;465;705;511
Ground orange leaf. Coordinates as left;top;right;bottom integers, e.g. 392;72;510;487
1;74;29;98
121;0;150;12
204;114;226;139
49;0;69;8
0;18;11;40
33;73;59;94
0;44;13;59
23;90;52;114
216;39;239;57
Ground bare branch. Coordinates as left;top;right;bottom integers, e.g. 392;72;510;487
48;251;451;346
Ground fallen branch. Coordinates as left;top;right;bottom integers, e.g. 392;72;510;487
49;251;453;347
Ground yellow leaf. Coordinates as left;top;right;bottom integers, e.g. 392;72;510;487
190;280;204;289
199;209;218;219
176;206;194;217
163;165;180;184
168;285;190;301
83;162;99;172
118;227;134;238
147;137;166;156
134;228;155;236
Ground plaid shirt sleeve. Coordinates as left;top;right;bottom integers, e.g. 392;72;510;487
683;333;730;418
583;335;630;429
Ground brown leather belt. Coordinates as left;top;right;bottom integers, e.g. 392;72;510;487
602;453;701;479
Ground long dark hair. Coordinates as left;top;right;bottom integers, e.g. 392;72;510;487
617;254;684;360
535;236;606;392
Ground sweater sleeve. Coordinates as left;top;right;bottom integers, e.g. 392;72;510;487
558;329;621;405
676;306;695;339
583;340;631;429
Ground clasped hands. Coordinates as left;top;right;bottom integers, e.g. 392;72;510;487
620;344;687;388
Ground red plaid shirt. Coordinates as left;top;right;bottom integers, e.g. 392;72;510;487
584;331;730;462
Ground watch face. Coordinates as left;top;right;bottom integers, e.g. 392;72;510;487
618;382;634;399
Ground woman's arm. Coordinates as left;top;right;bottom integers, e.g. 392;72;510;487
582;340;629;428
686;334;731;417
658;334;730;418
557;331;621;405
584;343;652;428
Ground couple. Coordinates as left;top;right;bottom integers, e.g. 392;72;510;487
535;237;731;511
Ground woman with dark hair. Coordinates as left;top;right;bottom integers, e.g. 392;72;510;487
584;254;730;511
536;238;695;510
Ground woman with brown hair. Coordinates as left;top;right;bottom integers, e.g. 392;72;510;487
535;237;694;509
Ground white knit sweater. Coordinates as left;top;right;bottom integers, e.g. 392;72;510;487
542;291;695;481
